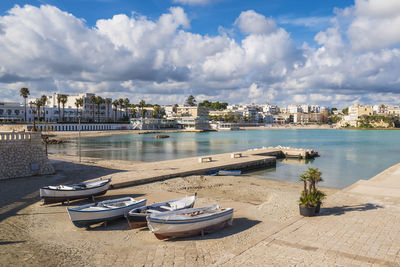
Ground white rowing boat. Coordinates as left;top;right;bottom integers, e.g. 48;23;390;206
126;194;196;229
40;178;111;204
147;205;234;240
67;197;146;228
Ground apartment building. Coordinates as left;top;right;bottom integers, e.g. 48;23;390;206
0;102;24;122
176;106;209;118
293;113;323;124
349;105;373;119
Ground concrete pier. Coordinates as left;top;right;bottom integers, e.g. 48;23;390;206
108;147;317;188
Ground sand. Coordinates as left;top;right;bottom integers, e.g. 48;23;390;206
0;155;338;266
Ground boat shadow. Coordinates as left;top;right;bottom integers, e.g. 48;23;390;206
318;203;384;216
0;240;26;245
86;217;131;231
165;217;261;242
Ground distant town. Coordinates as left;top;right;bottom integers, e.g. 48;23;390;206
1;88;400;131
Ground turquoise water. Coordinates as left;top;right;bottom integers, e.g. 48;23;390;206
49;129;400;189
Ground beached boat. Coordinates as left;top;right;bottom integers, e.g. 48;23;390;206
218;170;241;176
67;197;146;228
126;194;197;229
40;178;112;204
147;205;234;240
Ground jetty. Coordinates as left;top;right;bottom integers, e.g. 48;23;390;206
109;146;318;188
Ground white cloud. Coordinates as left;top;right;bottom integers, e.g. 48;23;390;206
278;16;332;30
346;0;400;50
1;2;400;108
235;10;276;35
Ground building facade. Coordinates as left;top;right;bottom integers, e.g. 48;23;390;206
0;102;24;122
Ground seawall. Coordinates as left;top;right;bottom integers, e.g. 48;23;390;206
0;132;54;180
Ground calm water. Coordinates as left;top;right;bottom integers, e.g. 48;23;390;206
49;129;400;189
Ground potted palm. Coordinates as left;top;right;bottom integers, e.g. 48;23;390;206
298;167;325;216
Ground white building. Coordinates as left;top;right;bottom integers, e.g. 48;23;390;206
262;104;279;114
300;105;310;114
287;105;301;114
0;102;25;122
29;93;115;122
386;106;400;116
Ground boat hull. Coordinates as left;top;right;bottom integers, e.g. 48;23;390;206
40;179;111;204
127;213;148;229
41;189;109;204
68;199;146;228
147;207;233;240
153;217;233;240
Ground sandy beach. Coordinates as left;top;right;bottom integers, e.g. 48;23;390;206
0;154;338;266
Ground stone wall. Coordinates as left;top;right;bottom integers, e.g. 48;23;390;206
0;124;30;132
0;132;54;180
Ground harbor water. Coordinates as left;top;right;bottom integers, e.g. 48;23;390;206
49;129;400;189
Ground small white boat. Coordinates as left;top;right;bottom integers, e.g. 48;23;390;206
67;197;146;228
126;194;197;229
40;178;111;204
147;205;234;240
218;170;241;176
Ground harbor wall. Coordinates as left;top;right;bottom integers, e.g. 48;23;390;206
0;132;54;180
0;123;132;132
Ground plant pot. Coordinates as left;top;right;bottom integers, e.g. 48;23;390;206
299;205;316;217
315;203;321;214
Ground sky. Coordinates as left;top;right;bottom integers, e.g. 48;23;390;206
0;0;400;108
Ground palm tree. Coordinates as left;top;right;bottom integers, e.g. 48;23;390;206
60;94;68;122
90;95;96;122
299;173;309;195
130;108;136;118
35;99;42;121
118;98;124;119
20;88;30;122
95;96;103;122
74;98;83;121
57;94;62;122
112;100;119;122
139;100;146;118
29;101;38;130
123;98;130;117
40;95;47;122
105;98;111;121
307;167;323;193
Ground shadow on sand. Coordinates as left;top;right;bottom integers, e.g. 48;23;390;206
319;203;384;216
164;217;262;242
85;217;131;231
0;158;126;223
0;240;26;245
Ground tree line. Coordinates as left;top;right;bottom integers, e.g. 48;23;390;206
19;88;165;123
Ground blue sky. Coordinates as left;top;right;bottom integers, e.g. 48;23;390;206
0;0;400;107
1;0;351;45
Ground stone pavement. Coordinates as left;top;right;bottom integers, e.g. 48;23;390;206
216;163;400;266
88;163;400;266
